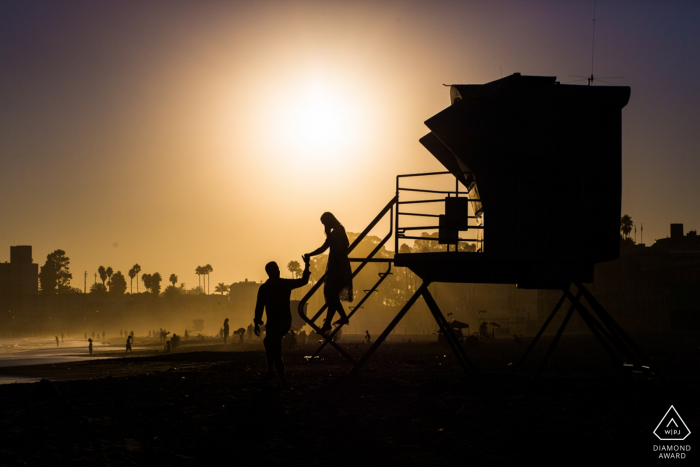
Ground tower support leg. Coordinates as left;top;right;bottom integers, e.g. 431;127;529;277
350;282;428;376
512;291;568;373
422;287;474;377
575;283;650;367
564;289;625;372
536;289;582;375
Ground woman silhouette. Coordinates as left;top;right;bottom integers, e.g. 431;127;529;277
304;212;353;333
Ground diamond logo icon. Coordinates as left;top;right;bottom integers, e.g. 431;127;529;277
654;405;691;441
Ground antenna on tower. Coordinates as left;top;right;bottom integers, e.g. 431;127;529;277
590;0;596;85
565;0;623;86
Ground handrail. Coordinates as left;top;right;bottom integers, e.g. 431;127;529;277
313;261;392;357
396;171;454;179
348;258;393;262
395;170;483;253
297;196;397;362
398;187;458;195
398;235;481;242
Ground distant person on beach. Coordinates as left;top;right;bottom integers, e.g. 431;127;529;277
299;329;307;344
55;336;59;347
125;335;132;354
254;255;310;389
61;333;64;343
246;324;254;340
365;330;371;344
223;319;230;344
184;329;189;340
479;321;488;339
234;327;245;343
88;338;93;355
304;212;353;333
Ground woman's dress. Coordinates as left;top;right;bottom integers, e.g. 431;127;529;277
324;226;353;302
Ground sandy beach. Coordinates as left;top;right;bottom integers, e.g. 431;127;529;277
0;333;698;465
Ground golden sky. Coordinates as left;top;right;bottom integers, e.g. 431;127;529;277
1;1;699;287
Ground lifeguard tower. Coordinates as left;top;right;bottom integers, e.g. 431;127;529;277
299;73;650;377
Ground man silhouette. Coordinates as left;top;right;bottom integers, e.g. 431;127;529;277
223;318;230;345
254;256;310;389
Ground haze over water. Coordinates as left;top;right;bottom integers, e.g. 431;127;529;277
0;337;129;383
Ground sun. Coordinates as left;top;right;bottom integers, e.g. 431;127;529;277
291;90;351;151
272;78;365;165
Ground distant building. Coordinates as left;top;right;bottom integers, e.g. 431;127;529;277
228;278;261;313
592;223;700;333
0;245;39;298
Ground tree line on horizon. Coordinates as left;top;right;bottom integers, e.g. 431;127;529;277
35;215;640;298
38;252;220;297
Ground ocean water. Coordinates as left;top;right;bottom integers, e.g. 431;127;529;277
0;337;133;384
0;336;120;366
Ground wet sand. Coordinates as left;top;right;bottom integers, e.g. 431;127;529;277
0;333;698;465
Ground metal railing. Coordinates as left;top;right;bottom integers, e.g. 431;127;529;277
395;171;484;253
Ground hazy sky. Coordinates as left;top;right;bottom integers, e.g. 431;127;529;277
2;0;699;287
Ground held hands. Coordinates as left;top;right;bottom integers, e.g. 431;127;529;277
254;324;260;337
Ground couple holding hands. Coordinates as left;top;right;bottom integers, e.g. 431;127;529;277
253;212;353;388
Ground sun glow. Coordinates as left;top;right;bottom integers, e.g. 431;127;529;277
290;90;354;151
268;77;369;168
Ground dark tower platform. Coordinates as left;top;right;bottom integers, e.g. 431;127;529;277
396;73;630;288
301;74;650;379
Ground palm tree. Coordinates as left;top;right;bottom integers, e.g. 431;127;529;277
620;214;634;239
141;273;152;293
98;266;107;287
128;267;136;293
151;272;162;295
214;282;229;295
204;264;213;294
132;264;141;292
106;266;113;291
169;274;178;287
195;266;203;290
287;260;302;278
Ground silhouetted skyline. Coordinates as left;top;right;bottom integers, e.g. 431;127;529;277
1;1;699;284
